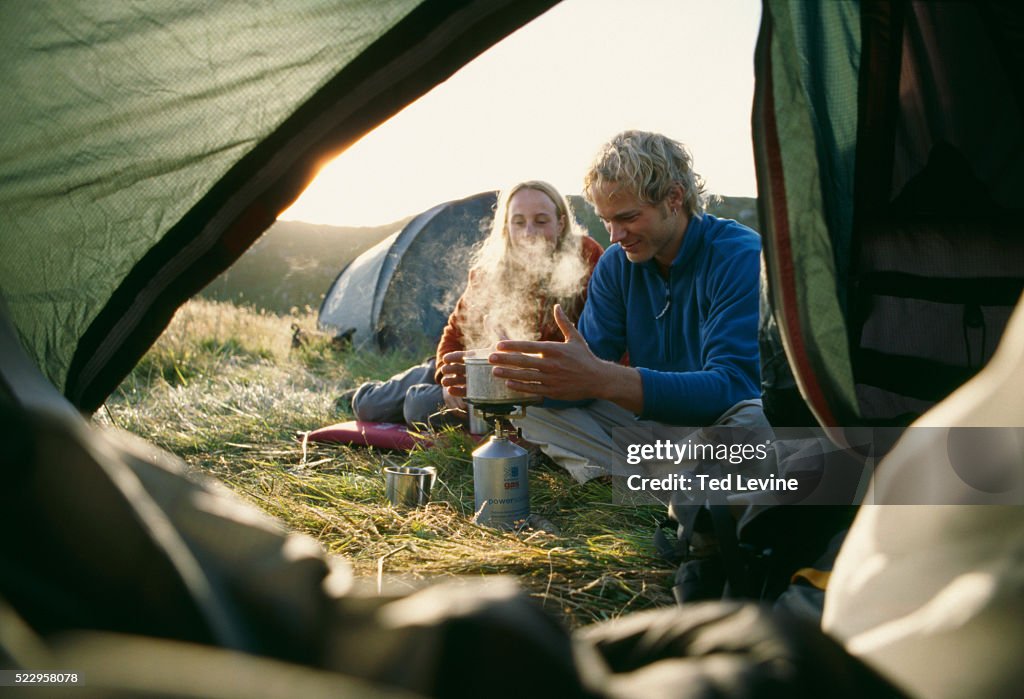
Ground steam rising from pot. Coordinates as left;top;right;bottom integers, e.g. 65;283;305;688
458;231;591;350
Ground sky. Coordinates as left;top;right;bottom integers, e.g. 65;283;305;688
279;0;762;228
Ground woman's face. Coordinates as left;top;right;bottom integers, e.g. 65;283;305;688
506;188;565;253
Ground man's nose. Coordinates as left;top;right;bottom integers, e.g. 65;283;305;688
608;222;627;243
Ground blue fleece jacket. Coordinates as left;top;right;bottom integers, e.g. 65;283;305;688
578;213;761;425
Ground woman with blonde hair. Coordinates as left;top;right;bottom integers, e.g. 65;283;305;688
348;180;603;428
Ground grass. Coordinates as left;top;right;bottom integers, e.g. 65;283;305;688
97;298;675;628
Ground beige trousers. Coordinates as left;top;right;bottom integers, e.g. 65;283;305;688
514;398;769;483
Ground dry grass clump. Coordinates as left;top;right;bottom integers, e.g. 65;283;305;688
99;298;675;629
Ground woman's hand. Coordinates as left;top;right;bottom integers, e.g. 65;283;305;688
442;384;467;413
439;350;468;398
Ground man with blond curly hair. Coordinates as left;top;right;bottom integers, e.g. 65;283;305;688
475;130;764;481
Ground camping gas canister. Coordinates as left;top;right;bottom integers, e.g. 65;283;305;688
471;423;529;529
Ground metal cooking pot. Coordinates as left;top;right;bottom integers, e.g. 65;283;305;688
464;354;541;407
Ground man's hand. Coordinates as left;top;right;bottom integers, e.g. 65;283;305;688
491;305;642;411
439;350;468;398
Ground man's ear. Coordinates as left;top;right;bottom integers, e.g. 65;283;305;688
667;183;686;211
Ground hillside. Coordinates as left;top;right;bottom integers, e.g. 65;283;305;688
199;218;409;313
571;194;758;250
708;195;759;231
202;195;759;316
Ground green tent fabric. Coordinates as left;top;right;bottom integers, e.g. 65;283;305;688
319;191;499;353
0;0;558;412
754;0;862;428
755;0;1024;432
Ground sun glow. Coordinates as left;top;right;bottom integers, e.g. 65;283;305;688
279;0;762;228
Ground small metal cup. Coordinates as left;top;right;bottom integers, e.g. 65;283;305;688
384;465;436;507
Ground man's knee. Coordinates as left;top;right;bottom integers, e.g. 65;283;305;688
713;398;768;428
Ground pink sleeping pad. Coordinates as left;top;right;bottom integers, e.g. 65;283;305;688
306;420;487;450
306;420;427;450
